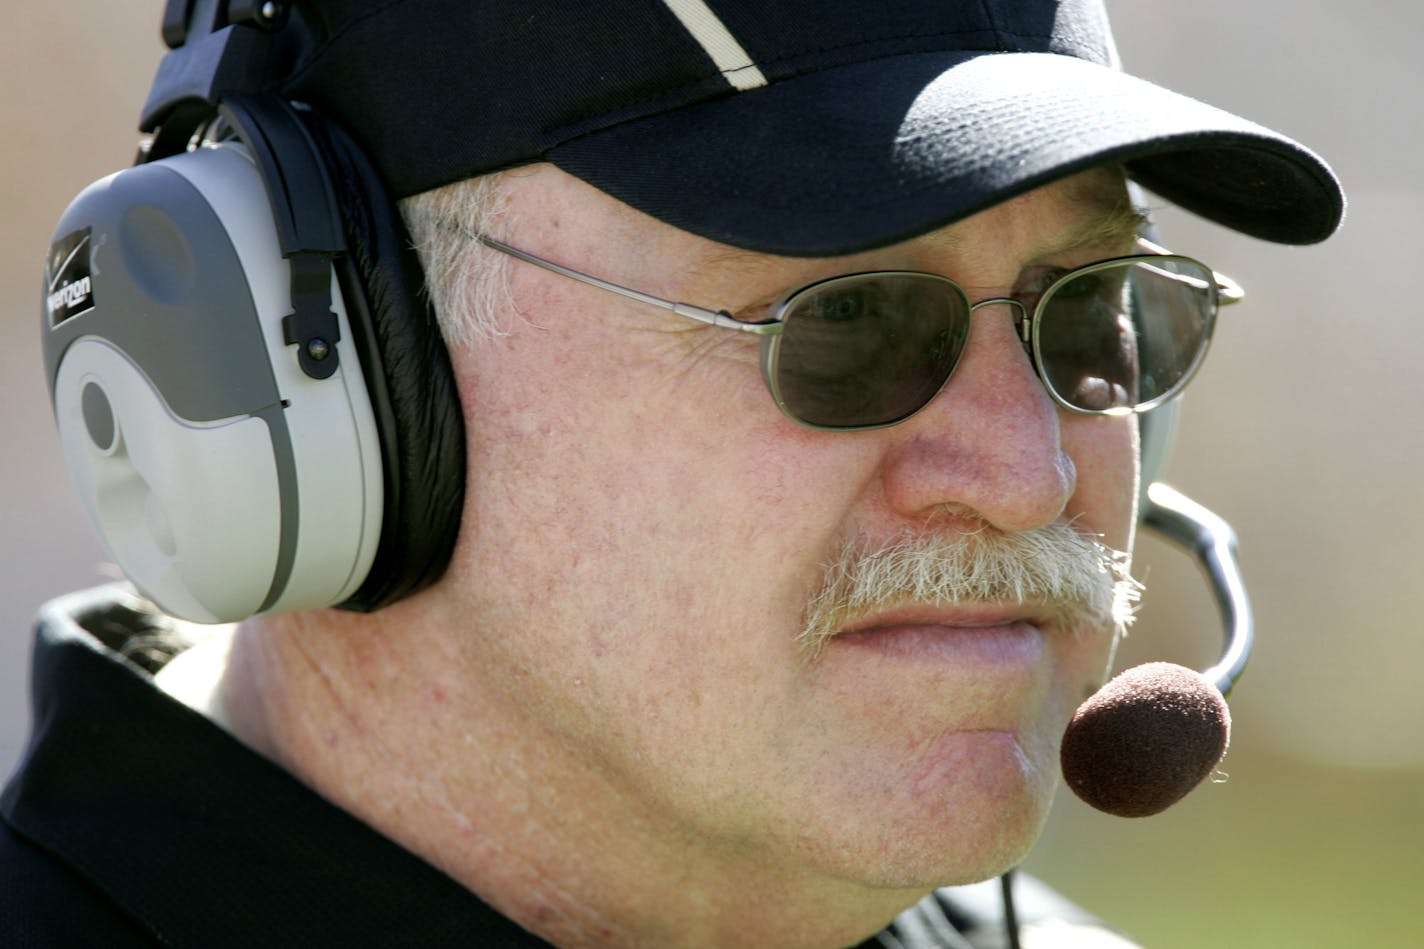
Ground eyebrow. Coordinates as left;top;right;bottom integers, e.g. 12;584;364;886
913;181;1151;261
1038;195;1153;258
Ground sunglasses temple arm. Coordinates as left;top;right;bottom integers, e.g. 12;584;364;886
1140;482;1254;697
1213;271;1245;306
476;234;776;334
1137;237;1244;307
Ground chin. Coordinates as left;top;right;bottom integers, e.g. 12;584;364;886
802;730;1062;892
830;797;1055;894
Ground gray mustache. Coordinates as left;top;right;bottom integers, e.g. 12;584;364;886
798;523;1141;656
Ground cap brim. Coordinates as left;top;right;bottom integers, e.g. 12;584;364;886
549;51;1343;257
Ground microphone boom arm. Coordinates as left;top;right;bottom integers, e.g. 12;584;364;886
1139;482;1254;697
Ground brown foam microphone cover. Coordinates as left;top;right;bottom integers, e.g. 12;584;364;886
1061;662;1231;818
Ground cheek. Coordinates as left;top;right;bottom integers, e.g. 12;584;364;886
1063;415;1138;554
440;318;875;746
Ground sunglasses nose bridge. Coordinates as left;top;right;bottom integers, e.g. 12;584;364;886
967;296;1031;346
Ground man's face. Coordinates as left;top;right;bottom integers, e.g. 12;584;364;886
430;165;1139;894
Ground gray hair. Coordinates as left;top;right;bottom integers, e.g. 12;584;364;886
397;172;512;349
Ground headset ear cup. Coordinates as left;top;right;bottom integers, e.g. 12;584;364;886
300;110;467;610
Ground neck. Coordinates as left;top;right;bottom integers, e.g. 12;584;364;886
209;601;922;948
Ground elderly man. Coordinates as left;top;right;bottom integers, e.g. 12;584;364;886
5;1;1341;946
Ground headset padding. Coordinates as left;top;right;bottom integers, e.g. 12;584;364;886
299;109;467;611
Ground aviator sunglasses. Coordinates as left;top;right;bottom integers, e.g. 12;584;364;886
476;234;1242;431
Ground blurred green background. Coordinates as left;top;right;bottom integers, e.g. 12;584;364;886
3;4;1420;946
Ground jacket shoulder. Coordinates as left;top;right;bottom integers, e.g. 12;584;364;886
0;819;157;948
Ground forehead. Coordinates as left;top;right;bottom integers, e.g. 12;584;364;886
499;164;1141;294
678;166;1141;282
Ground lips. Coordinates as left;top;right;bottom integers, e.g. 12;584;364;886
830;605;1049;667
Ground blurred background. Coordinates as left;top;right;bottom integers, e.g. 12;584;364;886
2;3;1420;946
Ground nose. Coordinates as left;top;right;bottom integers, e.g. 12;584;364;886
878;303;1076;532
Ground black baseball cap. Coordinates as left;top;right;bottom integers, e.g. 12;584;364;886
260;0;1343;256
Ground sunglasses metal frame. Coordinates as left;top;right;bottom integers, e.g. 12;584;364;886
474;233;1242;431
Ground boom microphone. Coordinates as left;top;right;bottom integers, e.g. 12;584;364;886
1061;483;1253;818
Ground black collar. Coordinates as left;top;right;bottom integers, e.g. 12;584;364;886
2;587;550;947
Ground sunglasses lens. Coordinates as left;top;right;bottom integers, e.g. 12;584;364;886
1037;257;1217;413
773;275;970;429
769;258;1216;428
